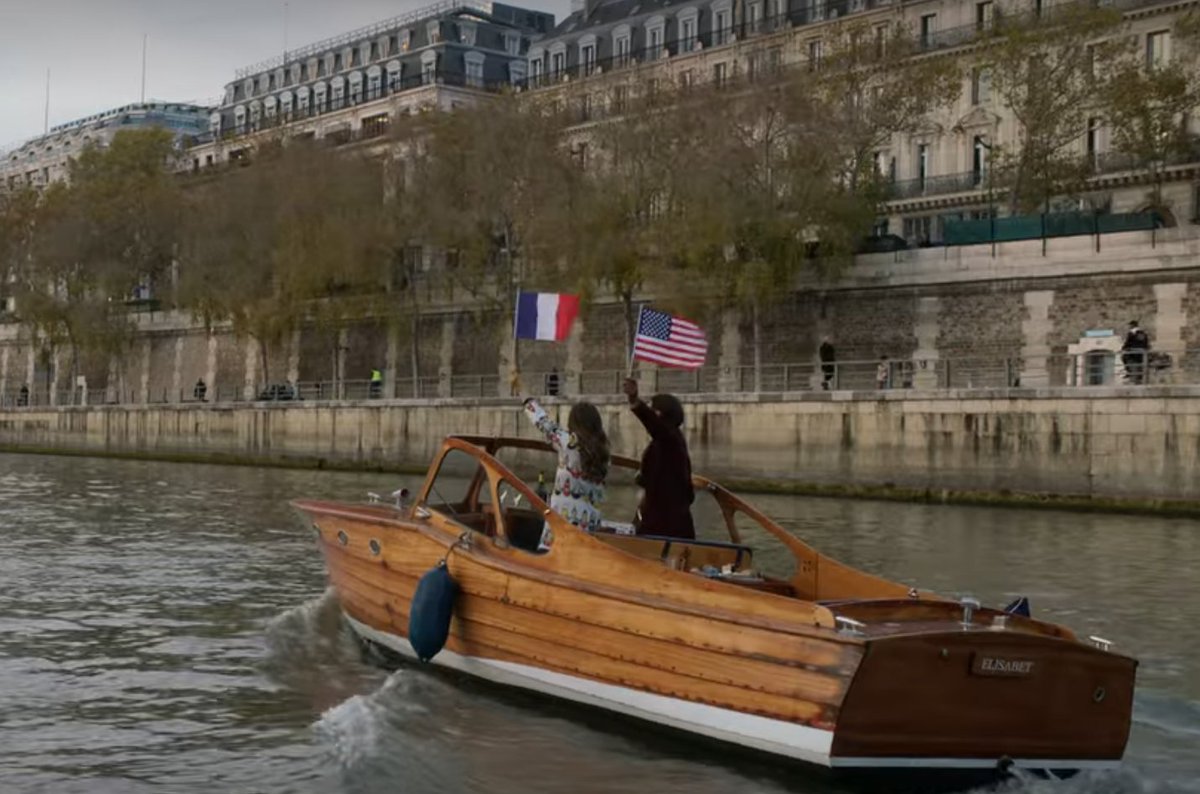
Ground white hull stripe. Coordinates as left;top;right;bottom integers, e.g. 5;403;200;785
344;614;1122;773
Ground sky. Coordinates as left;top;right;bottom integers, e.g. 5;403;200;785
0;0;568;150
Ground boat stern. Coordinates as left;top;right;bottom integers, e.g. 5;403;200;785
829;627;1136;775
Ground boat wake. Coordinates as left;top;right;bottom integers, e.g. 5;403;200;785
263;588;363;674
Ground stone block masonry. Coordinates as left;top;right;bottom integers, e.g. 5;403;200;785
4;389;1200;509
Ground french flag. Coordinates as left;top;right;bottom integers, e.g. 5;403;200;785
514;291;580;342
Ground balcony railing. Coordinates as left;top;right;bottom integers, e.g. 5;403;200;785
888;171;984;200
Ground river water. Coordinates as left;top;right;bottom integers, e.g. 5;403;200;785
0;453;1196;794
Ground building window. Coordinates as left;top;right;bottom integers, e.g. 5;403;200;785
551;50;566;77
917;143;929;188
334;53;343;71
465;54;485;87
807;39;822;71
681;17;697;52
713;61;728;87
648;26;664;60
571;141;589;169
505;33;521;56
1146;31;1170;69
1087;117;1101;167
578;93;592;121
680;68;694;88
427;21;442;43
972;136;989;185
581;43;597;75
975;1;993;31
388;34;399;55
715;9;730;45
920;14;936;49
615;33;631;65
971;66;991;105
613;85;628;112
421;53;437;84
767;46;782;74
747;1;762;33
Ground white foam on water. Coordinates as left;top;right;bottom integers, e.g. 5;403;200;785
313;692;385;769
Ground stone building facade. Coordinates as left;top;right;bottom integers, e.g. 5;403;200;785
186;0;554;169
528;0;1200;242
1;102;211;192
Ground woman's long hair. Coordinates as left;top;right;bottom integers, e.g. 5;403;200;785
568;402;610;483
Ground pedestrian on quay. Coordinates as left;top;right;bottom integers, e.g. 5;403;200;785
819;337;836;390
369;367;383;399
193;378;207;402
1122;320;1150;385
546;367;561;397
876;355;891;390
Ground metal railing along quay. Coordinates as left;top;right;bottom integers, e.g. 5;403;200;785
1;350;1193;408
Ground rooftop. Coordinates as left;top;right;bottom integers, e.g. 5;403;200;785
233;0;495;79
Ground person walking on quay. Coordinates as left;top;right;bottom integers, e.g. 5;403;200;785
369;367;383;399
819;337;836;390
193;378;207;402
522;396;610;550
1122;321;1150;385
545;366;561;397
876;355;891;390
622;377;695;540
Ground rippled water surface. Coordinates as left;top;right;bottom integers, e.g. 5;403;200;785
0;453;1197;794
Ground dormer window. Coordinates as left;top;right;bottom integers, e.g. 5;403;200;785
645;17;665;60
401;29;413;51
505;32;521;56
580;37;597;75
460;21;477;46
678;9;699;52
713;1;733;45
464;51;485;87
427;20;442;44
614;26;632;65
549;43;567;78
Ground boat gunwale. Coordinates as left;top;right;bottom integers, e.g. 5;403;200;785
295;497;865;646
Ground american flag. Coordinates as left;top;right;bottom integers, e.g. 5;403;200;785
633;307;708;370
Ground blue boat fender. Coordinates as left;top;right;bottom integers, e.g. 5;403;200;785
408;560;459;662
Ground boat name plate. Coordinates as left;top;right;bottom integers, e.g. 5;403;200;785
970;653;1035;677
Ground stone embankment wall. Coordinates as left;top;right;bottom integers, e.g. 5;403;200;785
1;389;1197;506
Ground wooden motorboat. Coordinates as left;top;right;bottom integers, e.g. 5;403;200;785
293;435;1136;778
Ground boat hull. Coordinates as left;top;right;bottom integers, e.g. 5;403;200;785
296;482;1133;779
341;611;1120;776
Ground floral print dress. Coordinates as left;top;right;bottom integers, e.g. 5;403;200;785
523;399;606;541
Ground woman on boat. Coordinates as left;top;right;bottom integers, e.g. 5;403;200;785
522;397;610;546
622;378;695;539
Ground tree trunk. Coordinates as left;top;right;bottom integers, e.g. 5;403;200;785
260;339;270;394
409;264;421;397
752;299;762;393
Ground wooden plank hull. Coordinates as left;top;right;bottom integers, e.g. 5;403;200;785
295;499;1135;775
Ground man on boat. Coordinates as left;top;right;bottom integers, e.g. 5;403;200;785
622;378;695;540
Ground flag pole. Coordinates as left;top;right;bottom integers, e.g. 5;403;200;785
512;287;521;396
627;305;643;378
